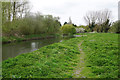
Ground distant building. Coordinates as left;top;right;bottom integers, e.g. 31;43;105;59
68;17;72;24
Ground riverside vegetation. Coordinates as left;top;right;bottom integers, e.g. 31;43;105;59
2;33;119;78
2;1;61;43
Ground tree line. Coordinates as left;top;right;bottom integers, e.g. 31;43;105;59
2;1;119;38
84;9;120;33
2;0;61;37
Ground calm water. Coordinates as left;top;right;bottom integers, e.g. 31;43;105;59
2;37;73;60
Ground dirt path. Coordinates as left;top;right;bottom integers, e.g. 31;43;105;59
72;40;86;78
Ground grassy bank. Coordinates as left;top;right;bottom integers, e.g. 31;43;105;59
2;34;60;44
2;33;119;78
2;36;85;78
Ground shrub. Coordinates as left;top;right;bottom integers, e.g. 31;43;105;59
60;24;76;35
108;20;120;33
84;26;91;32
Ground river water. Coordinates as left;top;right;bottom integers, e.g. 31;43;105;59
2;37;73;60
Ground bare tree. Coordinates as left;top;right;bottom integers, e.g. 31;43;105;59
84;11;98;31
97;9;112;25
84;9;112;32
16;0;30;19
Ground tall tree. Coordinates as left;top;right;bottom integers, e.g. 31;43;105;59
84;11;97;31
13;1;16;20
2;0;30;22
101;19;111;33
84;9;112;32
109;20;120;33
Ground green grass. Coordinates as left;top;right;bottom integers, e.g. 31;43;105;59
2;36;24;42
80;33;119;78
0;63;2;79
2;33;60;43
2;33;119;78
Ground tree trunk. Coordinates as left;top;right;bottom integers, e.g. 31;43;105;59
13;2;16;21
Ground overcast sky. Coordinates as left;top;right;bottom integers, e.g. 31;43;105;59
29;0;119;25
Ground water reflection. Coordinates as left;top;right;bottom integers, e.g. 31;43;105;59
31;42;37;51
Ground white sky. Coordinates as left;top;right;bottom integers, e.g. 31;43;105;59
29;0;119;25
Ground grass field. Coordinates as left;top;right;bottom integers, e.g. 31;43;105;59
2;33;119;78
80;33;119;78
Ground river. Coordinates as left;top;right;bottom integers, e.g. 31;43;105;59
2;37;73;61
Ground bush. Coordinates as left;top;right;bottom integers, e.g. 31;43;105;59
60;24;76;35
2;20;22;36
108;20;120;33
83;26;91;32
